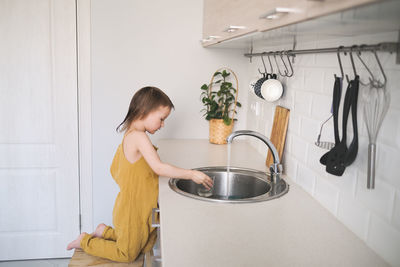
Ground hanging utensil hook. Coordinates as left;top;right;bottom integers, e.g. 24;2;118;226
355;45;375;86
345;45;358;83
280;51;289;77
273;52;285;76
371;48;387;88
284;50;294;77
267;52;274;74
335;46;345;79
258;53;268;76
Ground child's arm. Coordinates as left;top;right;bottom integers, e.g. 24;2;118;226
128;131;213;189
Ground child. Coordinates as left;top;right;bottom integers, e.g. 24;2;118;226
67;86;213;262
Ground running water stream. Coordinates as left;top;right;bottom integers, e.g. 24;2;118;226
226;143;231;197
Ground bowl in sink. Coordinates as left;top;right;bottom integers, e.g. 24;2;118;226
168;166;289;203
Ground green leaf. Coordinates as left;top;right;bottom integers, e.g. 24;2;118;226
221;70;230;78
236;102;242;107
201;84;208;90
223;116;231;125
213;71;222;77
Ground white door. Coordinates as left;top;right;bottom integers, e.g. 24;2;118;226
0;0;80;260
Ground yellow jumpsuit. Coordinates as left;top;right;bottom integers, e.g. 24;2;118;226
80;141;159;262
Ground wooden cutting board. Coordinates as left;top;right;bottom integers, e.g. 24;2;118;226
266;106;290;167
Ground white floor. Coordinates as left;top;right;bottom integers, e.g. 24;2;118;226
0;258;70;267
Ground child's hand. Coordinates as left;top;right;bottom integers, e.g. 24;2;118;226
190;170;214;190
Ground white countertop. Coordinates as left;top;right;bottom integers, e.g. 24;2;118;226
157;139;388;267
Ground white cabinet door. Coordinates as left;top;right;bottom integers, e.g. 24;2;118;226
0;0;80;260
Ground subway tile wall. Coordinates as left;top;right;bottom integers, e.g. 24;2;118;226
246;31;400;266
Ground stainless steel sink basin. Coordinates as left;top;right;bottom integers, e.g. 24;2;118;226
168;166;289;203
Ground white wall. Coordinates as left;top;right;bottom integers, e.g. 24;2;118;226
91;0;248;226
246;31;400;266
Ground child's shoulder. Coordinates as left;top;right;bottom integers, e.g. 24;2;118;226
124;130;149;144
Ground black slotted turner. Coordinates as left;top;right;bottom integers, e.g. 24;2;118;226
325;79;354;176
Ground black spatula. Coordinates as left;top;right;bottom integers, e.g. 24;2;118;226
325;79;354;176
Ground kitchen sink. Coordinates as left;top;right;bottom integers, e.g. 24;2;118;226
168;166;289;203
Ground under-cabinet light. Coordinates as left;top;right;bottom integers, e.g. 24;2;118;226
223;26;246;33
200;35;221;43
259;7;301;20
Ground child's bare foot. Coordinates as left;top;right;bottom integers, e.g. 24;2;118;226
67;232;87;250
92;223;107;238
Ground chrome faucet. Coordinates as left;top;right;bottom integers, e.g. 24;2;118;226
226;130;282;183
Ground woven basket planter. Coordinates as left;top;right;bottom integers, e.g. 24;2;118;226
209;119;234;144
206;67;239;145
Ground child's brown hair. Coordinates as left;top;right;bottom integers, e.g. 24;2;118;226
116;86;174;132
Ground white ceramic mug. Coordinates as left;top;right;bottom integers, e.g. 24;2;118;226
260;78;283;102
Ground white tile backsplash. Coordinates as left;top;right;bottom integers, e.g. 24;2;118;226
300;117;320;143
397;122;400;149
292;52;316;67
328;167;357;197
294;90;313;116
290;134;308;163
387;70;400;110
287;112;301;135
337;193;370;240
285;68;305;90
376;143;400;189
283;154;298;182
315;52;339;69
297;163;316;195
311;93;333;120
314;177;340;215
393;191;400;232
356;173;395;222
247;31;400;266
379;109;400;146
304;68;325;94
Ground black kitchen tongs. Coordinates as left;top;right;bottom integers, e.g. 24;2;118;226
325;77;359;176
324;47;359;176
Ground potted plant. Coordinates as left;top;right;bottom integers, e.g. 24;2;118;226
200;68;241;144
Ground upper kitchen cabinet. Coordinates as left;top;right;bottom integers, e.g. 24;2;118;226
202;0;380;47
202;0;267;45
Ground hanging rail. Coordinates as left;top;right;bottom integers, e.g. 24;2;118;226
244;42;399;60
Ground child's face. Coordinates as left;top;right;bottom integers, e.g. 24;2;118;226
143;106;171;134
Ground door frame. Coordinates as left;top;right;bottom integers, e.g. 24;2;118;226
77;0;93;233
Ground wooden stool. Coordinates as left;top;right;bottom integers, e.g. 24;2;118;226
68;249;145;267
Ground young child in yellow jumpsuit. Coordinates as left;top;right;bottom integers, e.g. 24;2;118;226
67;86;213;262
